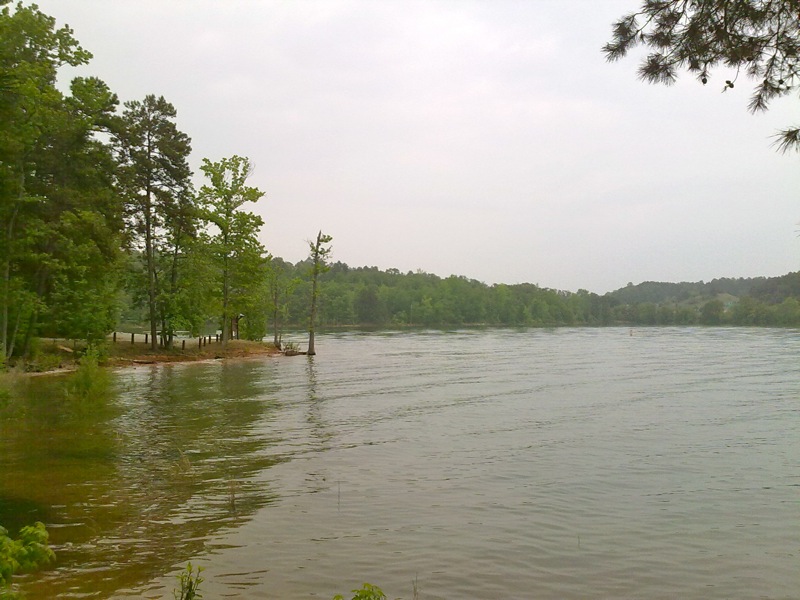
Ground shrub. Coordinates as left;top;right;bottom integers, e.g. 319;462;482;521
0;522;56;597
65;345;110;401
333;582;387;600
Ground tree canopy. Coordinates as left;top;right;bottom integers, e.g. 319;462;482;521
604;0;800;153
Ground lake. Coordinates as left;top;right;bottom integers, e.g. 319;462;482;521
1;328;798;599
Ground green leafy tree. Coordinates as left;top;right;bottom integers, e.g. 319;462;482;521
701;298;725;324
0;3;123;359
307;231;332;355
0;1;89;359
354;284;386;324
199;155;267;345
154;186;202;348
604;0;800;152
115;94;192;350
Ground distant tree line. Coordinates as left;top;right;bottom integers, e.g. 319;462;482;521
259;264;800;330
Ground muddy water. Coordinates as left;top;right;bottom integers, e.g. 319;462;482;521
1;328;798;599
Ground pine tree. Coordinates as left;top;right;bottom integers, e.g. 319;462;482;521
604;0;800;153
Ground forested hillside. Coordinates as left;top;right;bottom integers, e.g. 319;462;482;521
256;262;800;331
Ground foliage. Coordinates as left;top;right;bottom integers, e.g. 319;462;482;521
115;94;194;350
173;562;204;600
0;522;55;593
604;0;800;152
198;155;267;345
258;260;800;329
0;2;122;360
333;582;387;600
307;231;333;356
65;345;110;401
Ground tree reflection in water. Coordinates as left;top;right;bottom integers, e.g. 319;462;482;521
0;359;284;598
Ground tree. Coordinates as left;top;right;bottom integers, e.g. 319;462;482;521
604;0;800;153
266;257;299;348
115;95;193;350
0;3;123;359
307;231;332;356
199;155;266;345
701;298;725;324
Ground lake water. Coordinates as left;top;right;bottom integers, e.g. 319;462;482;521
1;328;798;599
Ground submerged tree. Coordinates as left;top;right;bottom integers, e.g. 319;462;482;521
307;231;332;356
604;0;800;153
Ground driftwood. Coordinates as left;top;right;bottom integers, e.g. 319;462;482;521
282;350;307;356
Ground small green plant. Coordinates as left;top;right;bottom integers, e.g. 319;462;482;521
65;345;110;401
333;582;387;600
0;522;56;597
174;562;204;600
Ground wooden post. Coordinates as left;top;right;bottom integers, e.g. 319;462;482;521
113;331;117;343
198;337;202;349
131;332;135;344
182;339;186;350
145;333;148;345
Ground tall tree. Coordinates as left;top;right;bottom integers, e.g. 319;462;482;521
0;3;124;359
155;185;200;348
199;155;266;345
307;231;332;356
604;0;800;153
35;76;123;349
115;94;192;350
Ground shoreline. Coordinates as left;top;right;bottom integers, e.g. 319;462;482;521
8;339;285;376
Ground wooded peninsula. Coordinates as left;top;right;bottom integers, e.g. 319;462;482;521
2;3;799;372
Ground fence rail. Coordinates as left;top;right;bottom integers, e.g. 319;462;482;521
108;332;223;349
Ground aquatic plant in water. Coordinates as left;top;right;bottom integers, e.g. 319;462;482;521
65;346;110;401
333;582;387;600
174;563;204;600
0;522;56;597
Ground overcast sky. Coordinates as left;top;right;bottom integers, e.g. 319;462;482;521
35;0;799;293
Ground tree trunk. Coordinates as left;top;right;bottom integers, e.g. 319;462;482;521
221;250;230;346
271;284;281;348
2;189;22;360
308;278;318;356
145;189;158;351
272;307;280;348
308;246;320;356
1;254;9;360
